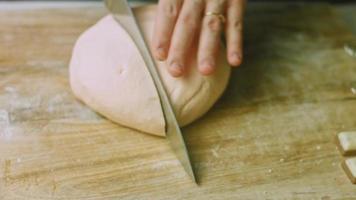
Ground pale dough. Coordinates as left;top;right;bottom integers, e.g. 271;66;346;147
342;158;356;184
69;5;231;136
337;131;356;156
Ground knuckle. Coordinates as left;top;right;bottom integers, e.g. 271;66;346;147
163;3;179;19
154;41;167;50
181;14;197;27
230;19;243;31
230;0;244;5
170;45;184;55
192;0;204;6
214;0;226;7
228;0;246;9
206;17;222;32
154;36;168;48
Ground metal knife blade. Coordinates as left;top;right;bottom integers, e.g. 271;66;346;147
104;0;196;183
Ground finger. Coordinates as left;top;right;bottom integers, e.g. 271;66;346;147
198;0;226;75
167;0;204;77
152;0;183;60
226;0;245;67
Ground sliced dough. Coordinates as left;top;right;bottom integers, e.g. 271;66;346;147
336;131;356;156
69;5;231;136
342;157;356;184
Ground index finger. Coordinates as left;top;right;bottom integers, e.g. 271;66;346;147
152;0;183;60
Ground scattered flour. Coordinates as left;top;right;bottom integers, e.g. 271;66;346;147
211;145;221;158
351;88;356;95
47;94;66;113
0;109;10;124
151;160;179;171
0;110;13;141
26;60;65;68
4;86;16;93
211;149;219;158
1;126;13;141
10;95;42;109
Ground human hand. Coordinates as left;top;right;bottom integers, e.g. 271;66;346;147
152;0;246;77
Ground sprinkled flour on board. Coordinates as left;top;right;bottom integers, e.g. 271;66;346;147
0;109;13;141
351;88;356;95
0;109;10;124
4;86;16;93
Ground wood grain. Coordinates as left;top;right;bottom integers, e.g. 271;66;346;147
0;2;355;199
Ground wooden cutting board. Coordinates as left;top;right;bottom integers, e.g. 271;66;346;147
0;2;355;199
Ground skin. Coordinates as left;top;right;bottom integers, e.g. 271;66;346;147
152;0;246;77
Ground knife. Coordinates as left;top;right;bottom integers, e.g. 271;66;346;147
104;0;196;183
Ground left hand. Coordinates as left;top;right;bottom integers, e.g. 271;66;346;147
151;0;246;77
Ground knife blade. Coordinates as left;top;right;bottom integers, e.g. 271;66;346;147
104;0;196;183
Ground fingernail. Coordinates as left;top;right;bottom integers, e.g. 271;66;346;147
201;59;215;75
156;47;166;60
170;62;183;77
230;53;241;66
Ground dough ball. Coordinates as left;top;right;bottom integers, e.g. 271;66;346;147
69;5;231;136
